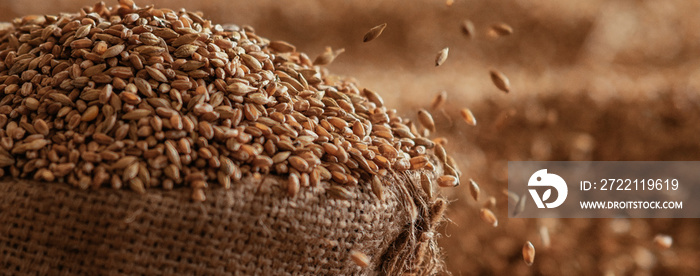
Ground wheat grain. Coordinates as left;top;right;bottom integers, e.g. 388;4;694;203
513;193;527;216
522;241;535;266
421;173;433;199
653;234;673;249
491;23;513;36
461;20;475;38
417;109;436;132
371;175;384;200
479;208;498;227
460;108;477;126
363;23;387;42
350;250;370;268
468;179;480;201
435;47;449;67
437;175;459;187
431;91;447;110
490;70;511;93
539;226;550;249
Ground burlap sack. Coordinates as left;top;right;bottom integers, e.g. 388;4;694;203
0;161;445;275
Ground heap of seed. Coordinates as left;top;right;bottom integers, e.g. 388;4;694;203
0;0;459;200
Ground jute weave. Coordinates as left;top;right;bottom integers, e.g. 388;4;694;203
0;168;443;275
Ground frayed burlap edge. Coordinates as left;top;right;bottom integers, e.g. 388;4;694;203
379;167;447;276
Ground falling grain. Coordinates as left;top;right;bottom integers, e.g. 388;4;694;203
539;226;551;249
435;47;449;67
484;196;497;209
431;91;447;110
459;108;477;126
522;241;535;266
653;234;673;249
479;208;498;227
468;179;480;201
504;189;519;205
491;22;513;36
490;70;511;93
363;23;387;42
513;193;527;216
461;20;475;38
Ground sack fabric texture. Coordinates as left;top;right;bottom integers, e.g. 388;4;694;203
0;163;445;275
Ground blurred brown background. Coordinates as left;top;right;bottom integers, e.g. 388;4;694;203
4;0;700;274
